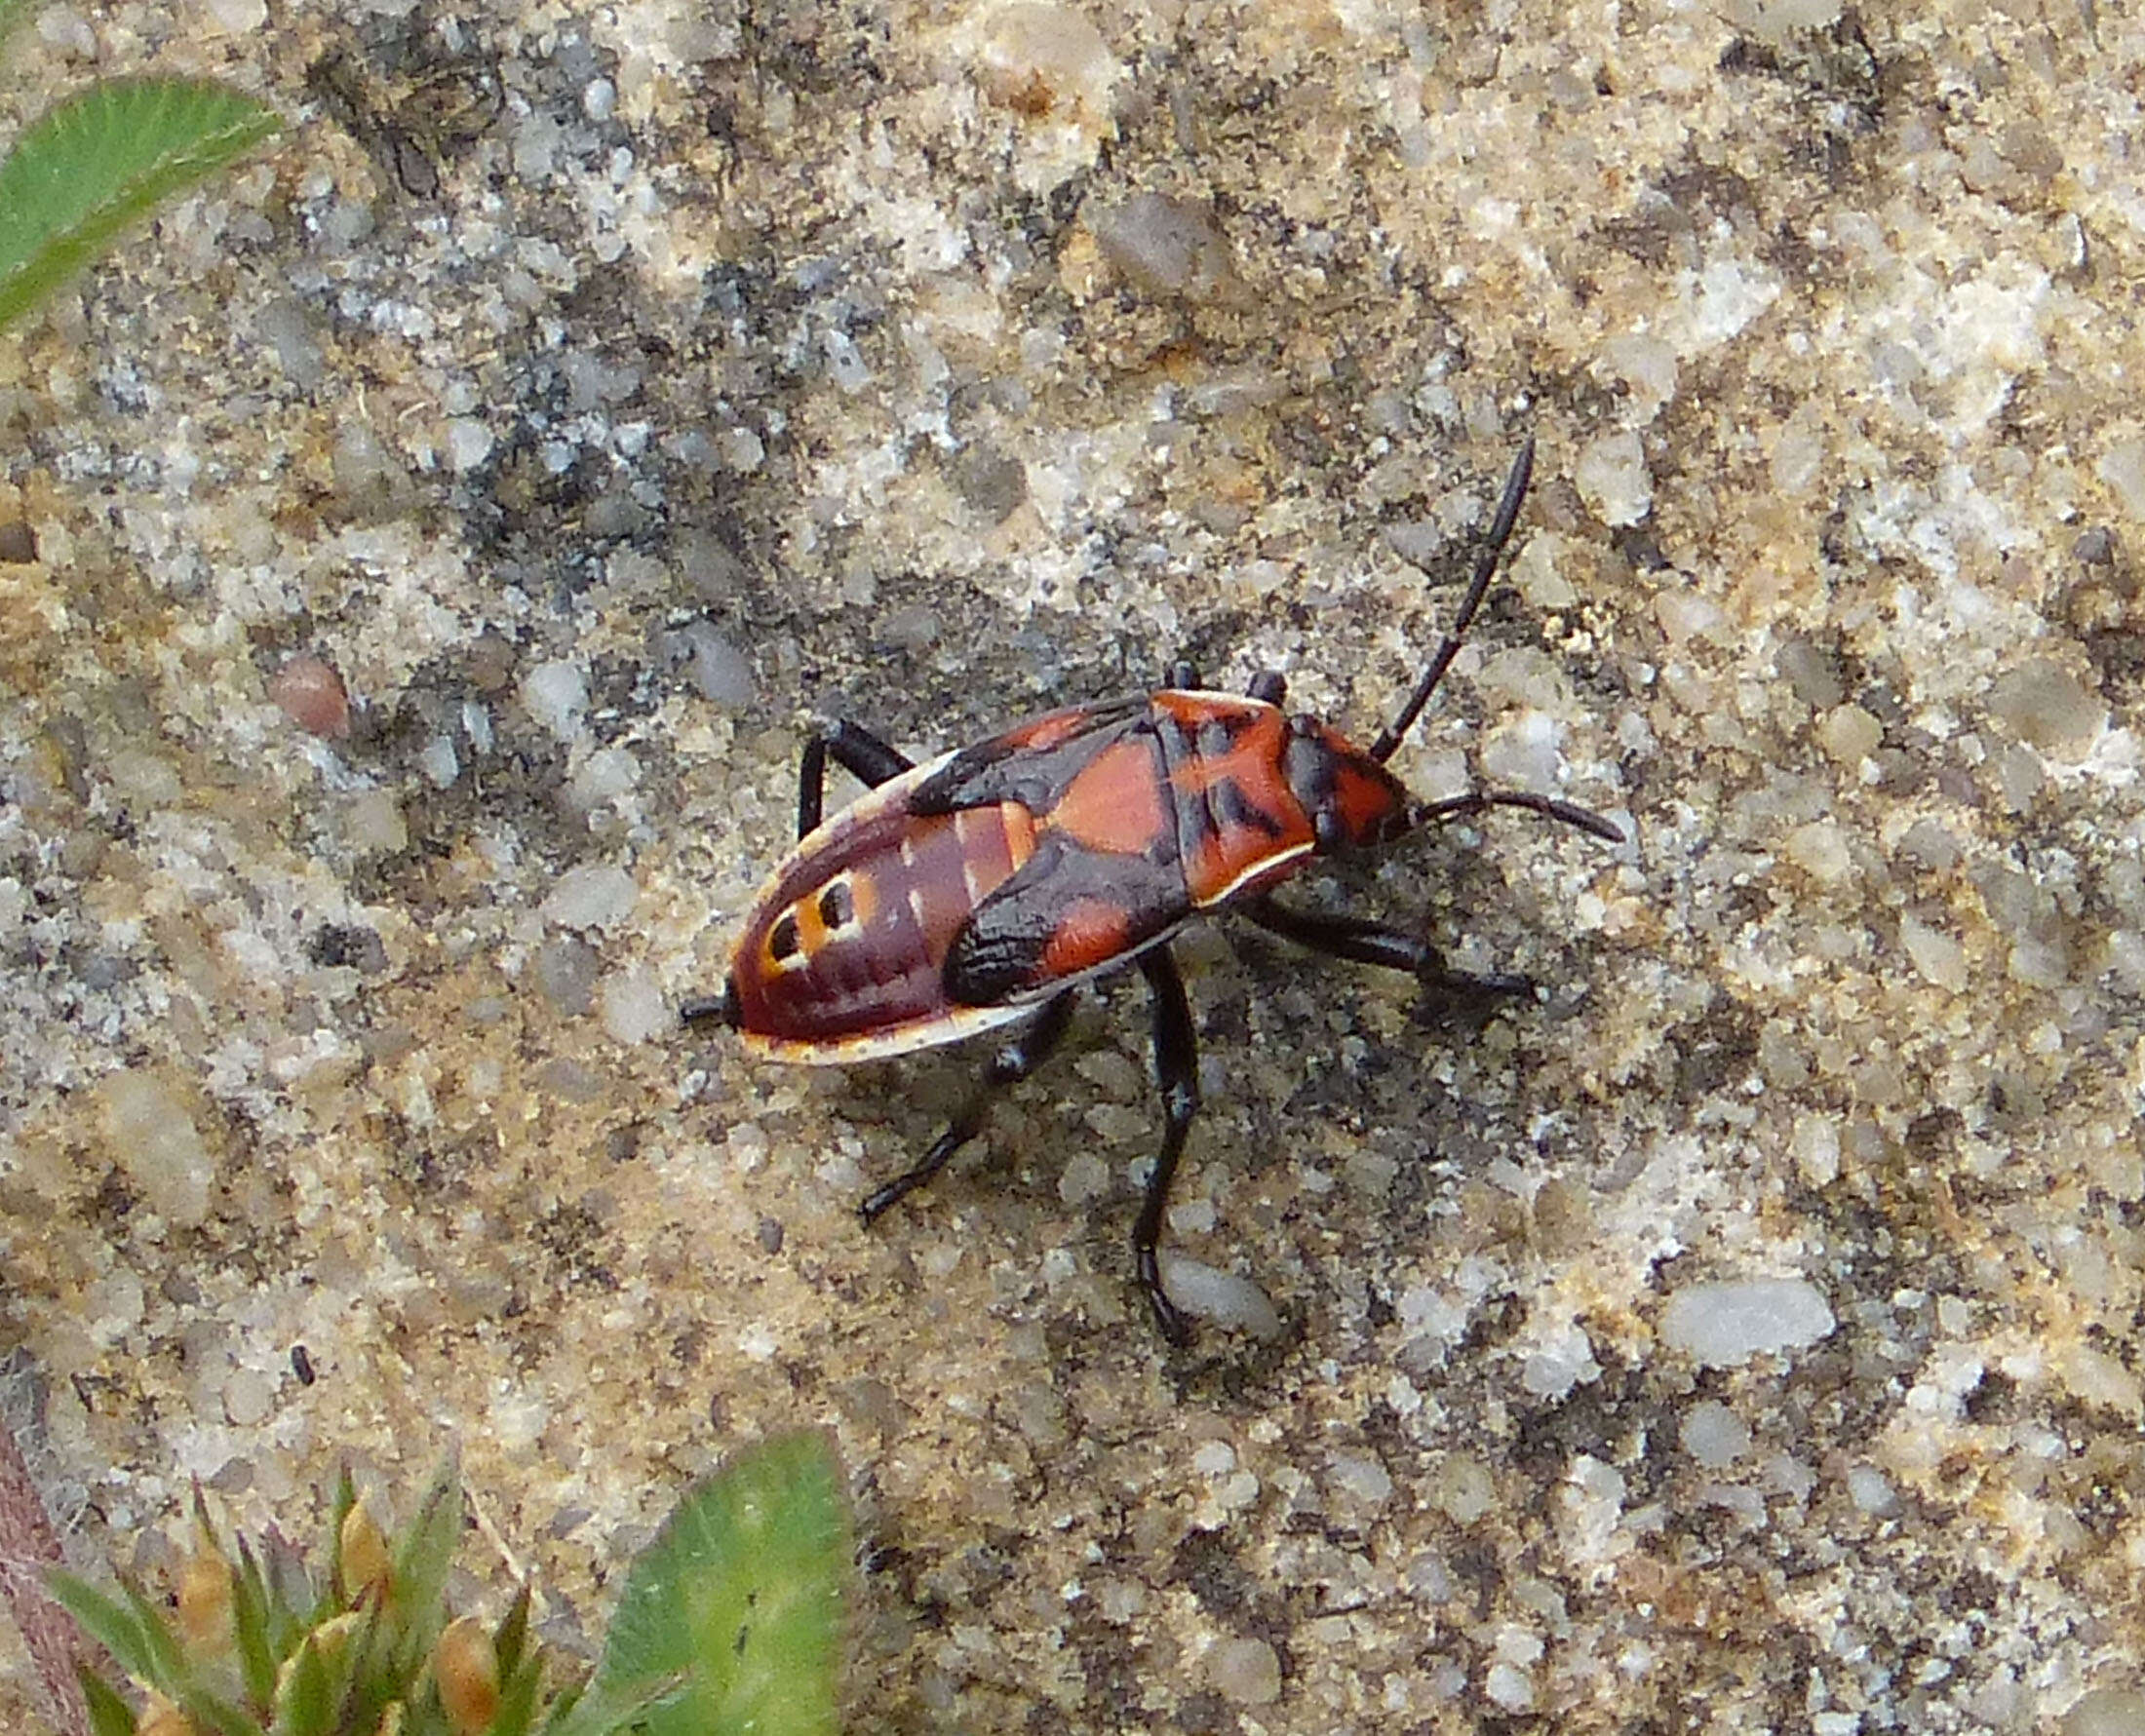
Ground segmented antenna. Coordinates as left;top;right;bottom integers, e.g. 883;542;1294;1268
1368;436;1536;765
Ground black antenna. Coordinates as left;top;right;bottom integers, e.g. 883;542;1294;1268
1367;436;1536;765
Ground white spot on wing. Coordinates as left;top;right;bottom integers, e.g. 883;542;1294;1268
955;807;988;904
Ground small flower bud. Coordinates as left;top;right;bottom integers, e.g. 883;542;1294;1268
176;1542;234;1656
271;1611;365;1716
340;1502;393;1603
138;1692;197;1736
434;1615;500;1735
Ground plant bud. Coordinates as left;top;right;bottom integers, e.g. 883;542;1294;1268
340;1502;393;1602
176;1543;234;1655
434;1615;500;1735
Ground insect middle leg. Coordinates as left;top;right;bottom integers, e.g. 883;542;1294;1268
799;719;913;836
1239;897;1536;1003
1134;947;1198;1345
858;992;1077;1226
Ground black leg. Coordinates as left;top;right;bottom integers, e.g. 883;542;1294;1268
858;993;1076;1225
1240;897;1536;1000
800;719;913;836
1167;659;1201;690
1245;670;1286;705
1134;948;1198;1345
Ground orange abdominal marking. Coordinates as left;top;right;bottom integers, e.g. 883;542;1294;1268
1050;738;1168;855
1000;800;1036;869
1040;899;1136;978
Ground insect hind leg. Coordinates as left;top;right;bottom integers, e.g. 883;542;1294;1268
799;719;913;836
859;992;1076;1226
1133;947;1198;1345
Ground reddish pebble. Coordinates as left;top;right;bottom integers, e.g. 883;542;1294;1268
269;655;352;738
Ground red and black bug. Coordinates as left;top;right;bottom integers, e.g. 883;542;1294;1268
684;439;1620;1342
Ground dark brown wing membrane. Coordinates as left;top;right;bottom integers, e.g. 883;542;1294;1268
944;832;1188;1006
909;696;1151;816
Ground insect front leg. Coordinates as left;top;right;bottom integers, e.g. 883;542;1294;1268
858;992;1076;1226
1134;947;1198;1345
1239;897;1536;1004
799;719;913;836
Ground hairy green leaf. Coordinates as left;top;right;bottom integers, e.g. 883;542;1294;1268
0;77;281;332
587;1432;849;1736
77;1664;137;1736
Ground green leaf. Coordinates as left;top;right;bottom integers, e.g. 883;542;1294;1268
228;1535;280;1708
488;1649;545;1736
0;76;282;333
172;1680;267;1736
325;1471;358;1616
77;1664;138;1736
120;1581;190;1688
46;1572;166;1687
539;1670;684;1736
586;1431;850;1736
385;1459;463;1672
270;1632;328;1736
493;1582;532;1680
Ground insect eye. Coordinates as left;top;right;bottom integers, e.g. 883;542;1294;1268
818;880;854;927
768;912;802;961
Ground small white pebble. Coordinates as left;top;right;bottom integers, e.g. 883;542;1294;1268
1191;1441;1235;1477
1327;1451;1394;1510
2096;439;2145;521
1900;915;1967;992
1660;1277;1835;1368
676;621;756;708
822;328;872;394
1574;430;1653;525
1846;1464;1897;1515
419;734;460;789
1056;1149;1110;1206
98;1071;214;1227
1206;1638;1281;1707
1433;1455;1497;1524
37;6;97;55
541;863;640;932
2064;1686;2145;1736
343;789;408;855
1157;1253;1282;1339
446;418;494;473
1793;1116;1841;1187
223;1367;276;1426
569;745;640;809
1484;1661;1536;1712
1680;1400;1751;1468
1090;194;1238;302
600;969;670;1045
1989;658;2106;754
204;0;267;28
1784;820;1852;881
521;659;589;741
